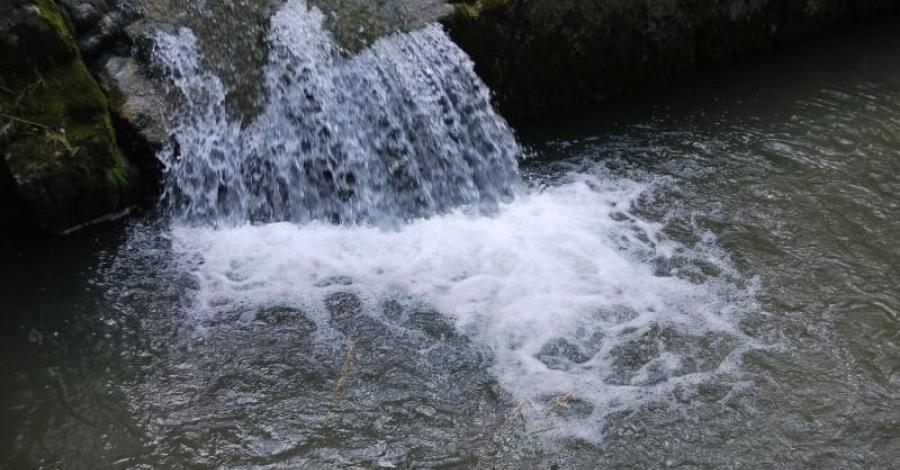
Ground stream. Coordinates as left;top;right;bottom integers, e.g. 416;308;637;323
1;2;898;468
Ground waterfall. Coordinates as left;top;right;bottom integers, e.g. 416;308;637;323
142;0;754;445
153;0;521;226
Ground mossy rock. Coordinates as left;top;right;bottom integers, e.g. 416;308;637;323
449;0;507;21
1;0;137;233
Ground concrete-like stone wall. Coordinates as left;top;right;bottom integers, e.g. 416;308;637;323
445;0;900;122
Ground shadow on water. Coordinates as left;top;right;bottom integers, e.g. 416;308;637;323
0;223;143;468
518;16;900;469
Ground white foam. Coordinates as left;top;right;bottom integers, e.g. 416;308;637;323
171;168;754;440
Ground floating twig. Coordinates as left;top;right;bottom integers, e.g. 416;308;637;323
528;425;558;436
544;392;572;417
324;340;357;424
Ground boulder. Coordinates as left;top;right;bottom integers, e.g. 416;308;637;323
0;0;138;234
98;55;168;153
57;0;133;61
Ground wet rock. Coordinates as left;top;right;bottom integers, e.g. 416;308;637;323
536;337;592;371
57;0;133;61
137;0;280;118
311;0;453;51
130;0;453;120
0;146;37;233
93;50;168;199
98;56;168;150
404;0;455;29
0;0;139;234
445;0;900;122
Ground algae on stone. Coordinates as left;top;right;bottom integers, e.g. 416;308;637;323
1;0;137;233
449;0;507;21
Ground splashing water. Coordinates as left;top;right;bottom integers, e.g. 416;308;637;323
169;165;756;441
155;0;520;226
146;0;756;443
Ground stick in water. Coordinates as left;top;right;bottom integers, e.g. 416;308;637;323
324;340;357;424
544;392;572;417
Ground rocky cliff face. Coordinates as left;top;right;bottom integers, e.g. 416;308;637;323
0;0;457;239
445;0;900;122
0;0;139;234
2;0;898;237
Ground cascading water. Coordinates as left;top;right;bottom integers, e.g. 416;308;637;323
12;6;900;467
139;0;756;453
155;0;520;226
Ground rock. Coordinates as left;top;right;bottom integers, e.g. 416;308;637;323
403;0;455;29
96;54;168;198
98;56;168;151
444;0;900;122
56;0;134;61
0;0;139;234
0;152;36;232
130;0;454;119
310;0;454;51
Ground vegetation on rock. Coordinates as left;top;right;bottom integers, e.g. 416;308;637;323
450;0;507;21
0;0;137;233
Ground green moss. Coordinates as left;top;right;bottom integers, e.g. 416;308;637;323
0;0;80;69
105;164;130;191
4;63;105;127
478;0;508;13
454;3;481;20
34;0;77;51
1;60;124;169
451;0;508;21
0;0;136;231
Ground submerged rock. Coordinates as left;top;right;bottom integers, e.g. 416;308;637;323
0;0;139;234
445;0;900;122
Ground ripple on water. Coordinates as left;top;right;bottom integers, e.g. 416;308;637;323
100;164;760;466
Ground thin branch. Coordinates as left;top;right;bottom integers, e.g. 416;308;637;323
0;111;55;132
544;392;572;417
0;112;79;157
324;340;357;425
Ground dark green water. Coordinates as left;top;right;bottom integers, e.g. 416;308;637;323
518;20;900;467
2;20;900;469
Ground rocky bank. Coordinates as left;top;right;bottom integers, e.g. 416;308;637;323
445;0;900;121
2;0;899;237
0;0;137;234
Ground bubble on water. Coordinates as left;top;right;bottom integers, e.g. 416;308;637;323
171;167;757;441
